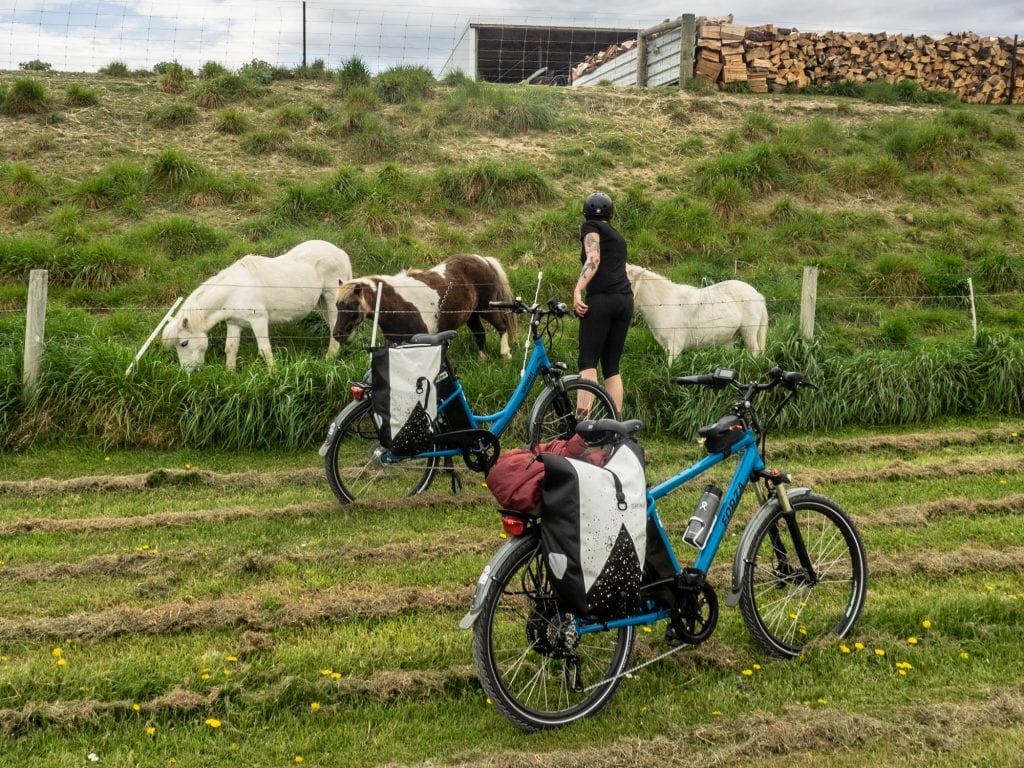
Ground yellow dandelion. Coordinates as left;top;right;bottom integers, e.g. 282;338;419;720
741;669;754;676
985;584;995;591
854;642;865;651
185;463;191;470
788;613;798;620
642;626;652;634
960;651;970;660
922;619;932;629
752;664;762;670
310;702;320;712
874;648;886;657
898;669;907;676
907;636;919;645
839;645;851;654
999;479;1007;485
56;658;66;667
146;726;156;736
486;698;493;705
205;718;221;729
226;655;237;662
133;703;141;712
294;757;303;764
711;710;722;716
223;669;232;676
799;626;808;635
817;698;827;704
1;655;7;663
896;662;913;670
51;647;62;658
331;672;341;680
499;533;508;540
200;673;210;681
320;668;332;676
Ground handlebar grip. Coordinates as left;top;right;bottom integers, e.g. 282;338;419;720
675;374;715;387
489;300;522;311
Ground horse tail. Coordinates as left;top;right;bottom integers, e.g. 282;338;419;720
484;255;516;341
755;297;769;356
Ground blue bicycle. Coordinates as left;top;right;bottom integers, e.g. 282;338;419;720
320;297;618;505
462;366;868;730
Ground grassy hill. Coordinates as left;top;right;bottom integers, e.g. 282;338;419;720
1;64;1023;448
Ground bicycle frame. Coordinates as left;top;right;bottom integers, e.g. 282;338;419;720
575;429;765;636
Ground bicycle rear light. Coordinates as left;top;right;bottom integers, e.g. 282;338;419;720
350;384;365;400
501;514;527;537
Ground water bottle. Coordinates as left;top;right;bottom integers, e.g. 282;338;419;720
683;484;722;549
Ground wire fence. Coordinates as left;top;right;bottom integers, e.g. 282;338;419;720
2;1;1018;77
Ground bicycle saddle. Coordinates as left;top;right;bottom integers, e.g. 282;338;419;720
409;330;457;345
576;418;644;444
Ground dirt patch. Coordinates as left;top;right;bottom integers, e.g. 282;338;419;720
866;493;1024;527
801;456;1024;487
0;467;321;496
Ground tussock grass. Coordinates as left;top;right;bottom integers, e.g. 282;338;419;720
1;78;49;115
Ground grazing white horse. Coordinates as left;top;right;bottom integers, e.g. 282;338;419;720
162;240;352;371
626;263;768;364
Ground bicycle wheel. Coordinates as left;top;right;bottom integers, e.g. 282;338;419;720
739;493;868;658
323;398;439;505
472;534;635;731
528;377;618;446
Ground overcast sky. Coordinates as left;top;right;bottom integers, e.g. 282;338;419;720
2;1;1021;74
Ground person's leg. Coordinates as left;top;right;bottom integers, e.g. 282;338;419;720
577;367;598;415
577;295;612;416
603;373;623;413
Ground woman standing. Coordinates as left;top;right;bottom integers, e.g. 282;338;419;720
572;192;633;414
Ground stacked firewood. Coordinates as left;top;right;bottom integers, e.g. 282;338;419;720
571;38;637;82
695;16;1024;104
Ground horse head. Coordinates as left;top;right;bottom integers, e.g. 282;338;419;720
161;315;209;372
333;279;376;344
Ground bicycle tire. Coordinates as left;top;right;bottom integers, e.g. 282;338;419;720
472;534;635;731
323;398;439;505
528;378;619;446
738;493;868;658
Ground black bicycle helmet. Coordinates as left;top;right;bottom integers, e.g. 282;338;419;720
583;192;614;220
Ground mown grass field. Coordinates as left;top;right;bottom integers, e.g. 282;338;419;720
1;61;1024;766
1;419;1023;767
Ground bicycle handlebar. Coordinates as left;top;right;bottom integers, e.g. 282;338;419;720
676;366;816;393
489;297;570;318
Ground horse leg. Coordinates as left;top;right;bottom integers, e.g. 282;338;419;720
250;316;275;367
481;309;512;359
320;290;340;359
467;315;488;359
224;323;242;371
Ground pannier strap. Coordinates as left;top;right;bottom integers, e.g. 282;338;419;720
576;418;644;445
409;330;457;346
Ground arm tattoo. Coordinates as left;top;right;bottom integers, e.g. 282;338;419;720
580;232;601;281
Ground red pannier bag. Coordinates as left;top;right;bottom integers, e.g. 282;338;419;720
485;434;606;513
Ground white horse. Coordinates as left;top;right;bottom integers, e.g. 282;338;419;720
161;240;352;371
626;263;768;364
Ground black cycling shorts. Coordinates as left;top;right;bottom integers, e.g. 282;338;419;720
577;292;633;377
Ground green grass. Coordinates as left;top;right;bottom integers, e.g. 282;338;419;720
0;425;1022;765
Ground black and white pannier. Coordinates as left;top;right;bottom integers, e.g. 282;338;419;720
539;439;647;620
369;343;443;455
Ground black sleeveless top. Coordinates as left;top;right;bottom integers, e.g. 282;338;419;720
580;219;631;296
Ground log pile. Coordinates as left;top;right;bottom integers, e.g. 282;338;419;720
694;17;1024;104
571;37;637;82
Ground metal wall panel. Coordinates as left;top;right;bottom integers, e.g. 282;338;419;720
572;25;684;87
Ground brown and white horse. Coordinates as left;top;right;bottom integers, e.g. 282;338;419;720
333;253;515;358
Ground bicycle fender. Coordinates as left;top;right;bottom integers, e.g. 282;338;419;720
458;533;539;630
525;374;588;431
724;487;813;608
317;401;361;458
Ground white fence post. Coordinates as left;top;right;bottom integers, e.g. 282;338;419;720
800;266;818;341
968;277;977;343
23;269;48;399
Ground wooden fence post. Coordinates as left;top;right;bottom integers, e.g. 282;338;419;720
800;266;818;340
23;269;48;399
679;13;696;87
636;30;648;87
